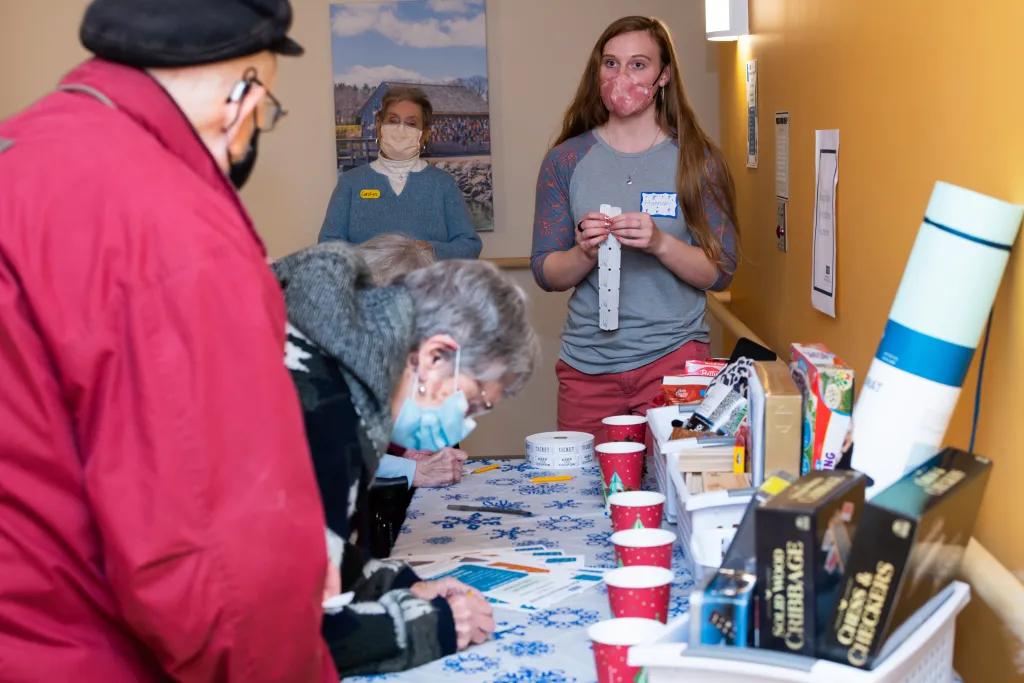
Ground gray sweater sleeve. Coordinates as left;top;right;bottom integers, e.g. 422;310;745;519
319;173;352;244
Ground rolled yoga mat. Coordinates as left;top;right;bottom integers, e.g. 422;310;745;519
852;181;1023;495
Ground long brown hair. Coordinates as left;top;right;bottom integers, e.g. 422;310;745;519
553;16;739;267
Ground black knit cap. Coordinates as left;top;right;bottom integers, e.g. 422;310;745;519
80;0;304;69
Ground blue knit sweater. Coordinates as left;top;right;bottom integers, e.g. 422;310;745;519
319;164;482;260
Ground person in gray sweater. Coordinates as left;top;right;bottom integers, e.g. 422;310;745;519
320;86;483;259
273;241;539;677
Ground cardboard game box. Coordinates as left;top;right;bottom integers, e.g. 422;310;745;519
691;472;795;648
789;343;854;474
820;448;991;669
755;470;866;656
748;360;803;484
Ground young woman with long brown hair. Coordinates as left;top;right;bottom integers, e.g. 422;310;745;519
531;16;739;444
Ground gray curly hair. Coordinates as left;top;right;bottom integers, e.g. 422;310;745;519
400;260;540;398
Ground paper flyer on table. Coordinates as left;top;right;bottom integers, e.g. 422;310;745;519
812;129;839;317
403;549;601;611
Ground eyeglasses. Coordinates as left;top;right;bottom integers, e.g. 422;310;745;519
259;88;287;132
228;68;289;133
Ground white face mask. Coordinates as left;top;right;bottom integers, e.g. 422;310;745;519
380;123;423;161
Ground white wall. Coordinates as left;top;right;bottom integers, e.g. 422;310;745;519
0;0;720;457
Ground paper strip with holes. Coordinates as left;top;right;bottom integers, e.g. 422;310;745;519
598;204;622;331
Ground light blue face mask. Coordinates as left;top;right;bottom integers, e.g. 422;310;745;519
391;346;478;452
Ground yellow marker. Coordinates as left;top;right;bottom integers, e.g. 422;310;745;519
530;475;573;483
472;464;500;474
359;189;381;199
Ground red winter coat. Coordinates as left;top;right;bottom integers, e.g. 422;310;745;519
0;60;337;683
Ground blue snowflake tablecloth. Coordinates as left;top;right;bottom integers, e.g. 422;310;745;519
349;460;694;683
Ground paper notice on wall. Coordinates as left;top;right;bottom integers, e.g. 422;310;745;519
812;130;839;317
746;61;758;168
598;204;622;331
775;111;789;199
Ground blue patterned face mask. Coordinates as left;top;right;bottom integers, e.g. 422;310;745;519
391;346;478;451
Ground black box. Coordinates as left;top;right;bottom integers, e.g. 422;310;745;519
755;469;866;655
820;448;991;669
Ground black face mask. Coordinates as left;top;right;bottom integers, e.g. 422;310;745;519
227;121;260;190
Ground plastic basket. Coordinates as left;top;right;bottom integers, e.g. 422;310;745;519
629;581;970;683
647;405;693;523
647;406;751;580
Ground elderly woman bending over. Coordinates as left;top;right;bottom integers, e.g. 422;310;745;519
358;234;466;490
273;241;539;677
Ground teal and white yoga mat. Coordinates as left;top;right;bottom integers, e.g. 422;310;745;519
852;181;1023;495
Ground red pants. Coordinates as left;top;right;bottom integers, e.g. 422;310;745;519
556;342;710;450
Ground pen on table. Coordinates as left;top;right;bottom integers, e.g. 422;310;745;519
447;504;533;517
472;463;500;474
530;475;573;483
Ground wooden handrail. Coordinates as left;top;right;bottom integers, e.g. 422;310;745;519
705;293;1024;644
485;257;531;269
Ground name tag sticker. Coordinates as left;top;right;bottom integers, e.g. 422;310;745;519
641;192;678;218
359;189;381;199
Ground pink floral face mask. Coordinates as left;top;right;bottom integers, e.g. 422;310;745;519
600;70;663;118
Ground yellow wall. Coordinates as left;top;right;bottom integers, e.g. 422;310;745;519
719;1;1024;679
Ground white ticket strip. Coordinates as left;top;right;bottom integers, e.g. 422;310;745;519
598;204;622;331
525;431;595;469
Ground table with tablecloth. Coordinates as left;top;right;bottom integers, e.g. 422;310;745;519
348;459;694;683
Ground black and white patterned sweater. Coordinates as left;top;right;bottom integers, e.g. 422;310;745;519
284;323;456;677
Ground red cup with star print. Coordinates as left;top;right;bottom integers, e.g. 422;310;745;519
604;566;673;623
596;442;645;508
588;617;666;683
610;528;675;569
608;491;666;532
602;415;648;445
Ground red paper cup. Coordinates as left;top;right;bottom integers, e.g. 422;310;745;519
588;617;666;683
608;491;666;532
596;442;645;506
604;566;673;623
602;415;648;445
610;528;675;569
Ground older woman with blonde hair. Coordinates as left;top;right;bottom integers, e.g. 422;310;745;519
273;240;539;677
320;86;482;259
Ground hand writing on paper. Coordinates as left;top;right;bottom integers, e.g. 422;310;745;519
447;590;495;650
411;577;474;601
575;211;611;260
412;449;464;487
609;212;662;253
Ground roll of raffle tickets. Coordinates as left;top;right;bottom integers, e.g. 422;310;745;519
853;181;1023;495
525;431;595;469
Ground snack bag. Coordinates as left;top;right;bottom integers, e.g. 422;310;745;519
685;358;729;378
660;375;713;405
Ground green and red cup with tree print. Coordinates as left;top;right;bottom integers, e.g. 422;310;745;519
602;415;648;445
588;617;666;683
604;566;674;623
608;491;666;532
610;528;675;569
596;442;645;509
